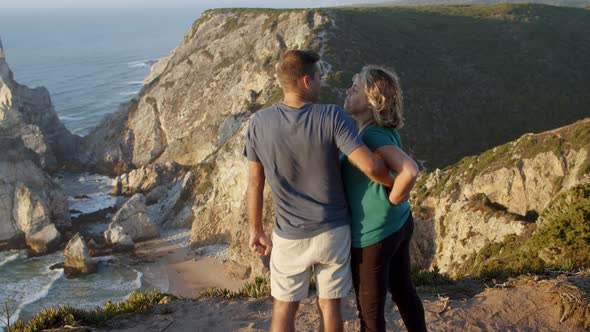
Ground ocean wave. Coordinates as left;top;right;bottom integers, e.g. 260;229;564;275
4;269;64;329
132;269;143;290
59;115;86;121
69;192;116;218
0;251;23;268
127;59;157;68
138;264;169;293
125;80;145;85
118;90;140;96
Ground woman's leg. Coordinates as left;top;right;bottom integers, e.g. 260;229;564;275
388;216;427;332
351;233;402;332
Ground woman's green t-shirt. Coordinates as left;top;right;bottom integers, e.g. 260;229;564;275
341;125;411;248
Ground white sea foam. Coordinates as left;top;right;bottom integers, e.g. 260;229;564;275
132;269;143;289
0;251;23;268
125;80;144;85
59;115;86;121
75;173;113;188
3;268;64;329
69;192;116;218
118;90;140;96
127;59;157;68
138;263;170;293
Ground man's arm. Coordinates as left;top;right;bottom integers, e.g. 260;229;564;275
347;145;394;188
247;161;272;256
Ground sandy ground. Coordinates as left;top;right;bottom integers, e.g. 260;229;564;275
132;233;244;298
91;274;588;332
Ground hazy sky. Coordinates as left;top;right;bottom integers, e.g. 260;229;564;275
2;0;380;10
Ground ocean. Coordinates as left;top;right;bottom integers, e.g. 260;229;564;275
0;7;201;328
0;8;201;135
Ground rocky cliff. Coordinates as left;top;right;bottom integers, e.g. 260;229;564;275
81;9;330;174
82;5;590;172
184;117;589;279
80;5;590;278
0;38;75;254
0;137;70;254
0;38;81;172
410;118;590;276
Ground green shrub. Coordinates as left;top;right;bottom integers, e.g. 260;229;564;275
9;290;175;332
456;183;590;280
200;276;271;299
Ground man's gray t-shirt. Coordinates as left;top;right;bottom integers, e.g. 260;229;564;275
243;102;363;240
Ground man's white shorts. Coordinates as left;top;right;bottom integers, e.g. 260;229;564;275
270;225;352;302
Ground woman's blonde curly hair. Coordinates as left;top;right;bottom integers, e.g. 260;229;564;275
355;65;404;129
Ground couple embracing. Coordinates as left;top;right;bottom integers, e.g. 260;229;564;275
245;50;427;332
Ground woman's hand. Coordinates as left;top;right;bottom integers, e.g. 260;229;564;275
374;146;419;205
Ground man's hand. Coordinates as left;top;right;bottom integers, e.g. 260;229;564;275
348;145;394;187
249;231;272;256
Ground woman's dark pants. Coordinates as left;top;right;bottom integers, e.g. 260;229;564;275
351;215;427;332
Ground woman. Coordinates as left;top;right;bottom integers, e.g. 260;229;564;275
341;65;427;332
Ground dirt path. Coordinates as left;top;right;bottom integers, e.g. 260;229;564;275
94;275;588;332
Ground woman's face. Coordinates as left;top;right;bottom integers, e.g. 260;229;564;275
344;75;370;116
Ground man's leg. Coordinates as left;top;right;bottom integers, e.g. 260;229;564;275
270;232;312;331
271;299;300;332
314;226;353;332
317;297;343;332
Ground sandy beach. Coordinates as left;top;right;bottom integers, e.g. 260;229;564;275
133;231;244;299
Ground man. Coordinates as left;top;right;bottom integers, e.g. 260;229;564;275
244;50;394;332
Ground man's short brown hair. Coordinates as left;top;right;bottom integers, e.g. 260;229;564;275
276;50;320;91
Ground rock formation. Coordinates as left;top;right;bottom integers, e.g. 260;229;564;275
79;5;590;172
0;36;81;171
80;10;331;173
75;6;590;278
104;193;159;245
410;118;590;276
64;233;97;276
184;118;589;279
0;37;78;255
112;162;183;196
103;224;135;252
0;137;70;254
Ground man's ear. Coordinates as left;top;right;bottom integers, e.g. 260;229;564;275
301;75;312;90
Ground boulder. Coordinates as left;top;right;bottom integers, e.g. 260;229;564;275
113;163;181;196
64;233;97;276
104;224;135;252
107;193;159;242
26;224;61;255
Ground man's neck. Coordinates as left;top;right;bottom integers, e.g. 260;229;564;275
282;93;312;109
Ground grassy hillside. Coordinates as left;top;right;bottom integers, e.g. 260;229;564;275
377;0;590;7
412;118;590;206
455;182;590;279
318;4;590;168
